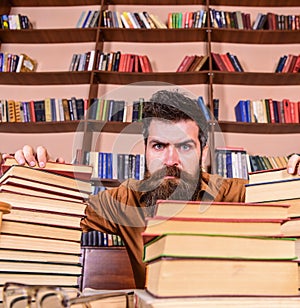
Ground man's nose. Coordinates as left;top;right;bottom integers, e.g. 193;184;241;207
164;147;179;166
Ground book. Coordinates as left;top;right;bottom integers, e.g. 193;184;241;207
0;171;90;200
2;158;93;181
0;183;87;203
245;178;300;203
1;220;81;242
4;207;82;229
143;233;296;263
135;289;300;308
281;218;300;237
0;191;86;216
0;260;82;275
142;217;285;241
0;245;81;263
18;53;37;72
153;200;290;220
145;257;299;297
248;167;300;185
0;272;79;286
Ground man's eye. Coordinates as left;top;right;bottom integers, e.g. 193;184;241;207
153;144;164;150
181;144;191;151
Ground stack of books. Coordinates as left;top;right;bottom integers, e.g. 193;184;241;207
0;160;92;301
246;167;300;261
137;199;300;306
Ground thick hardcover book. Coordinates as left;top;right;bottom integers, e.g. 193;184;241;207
1;220;82;242
142;217;285;242
0;247;81;264
245;178;300;203
2;158;93;182
135;289;300;308
0;233;81;255
0;260;82;275
145;257;299;297
153;200;290;220
0;191;86;215
5;207;82;229
143;233;296;263
0;175;90;200
248;167;300;185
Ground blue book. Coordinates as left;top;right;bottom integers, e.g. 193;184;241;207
81;10;92;28
234;100;248;122
98;152;104;179
197;96;211;121
106;153;113;179
135;154;140;180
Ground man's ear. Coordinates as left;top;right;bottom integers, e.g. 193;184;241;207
201;145;209;168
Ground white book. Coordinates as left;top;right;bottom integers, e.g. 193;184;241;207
138;12;151;29
112;153;118;180
77;53;86;71
120;14;130;28
126;12;139;28
116;11;123;28
139;154;145;180
76;11;87;28
57;98;65;121
54;98;61;121
15;54;24;73
87;50;95;71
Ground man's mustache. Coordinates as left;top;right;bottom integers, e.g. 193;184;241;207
140;166;194;192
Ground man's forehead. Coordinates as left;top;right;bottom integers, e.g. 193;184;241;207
148;119;199;143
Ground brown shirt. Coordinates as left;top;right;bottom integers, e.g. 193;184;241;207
80;172;248;289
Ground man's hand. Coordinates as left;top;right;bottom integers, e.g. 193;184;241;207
5;145;65;168
287;154;300;175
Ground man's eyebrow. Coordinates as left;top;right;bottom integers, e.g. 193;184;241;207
175;139;197;147
148;139;196;146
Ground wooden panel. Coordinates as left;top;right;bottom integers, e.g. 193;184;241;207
79;247;136;290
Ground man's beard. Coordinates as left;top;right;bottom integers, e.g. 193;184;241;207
139;165;201;216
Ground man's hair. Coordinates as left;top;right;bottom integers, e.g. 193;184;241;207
142;90;209;147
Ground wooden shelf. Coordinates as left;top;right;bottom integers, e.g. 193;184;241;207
94;71;210;85
0;120;142;134
0;72;91;85
10;0;101;6
0;28;97;44
86;120;143;134
209;0;300;7
211;29;300;44
212;72;300;86
218;121;300;134
0;121;83;133
100;28;207;43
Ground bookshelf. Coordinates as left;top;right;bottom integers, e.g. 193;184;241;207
0;1;299;167
0;0;299;292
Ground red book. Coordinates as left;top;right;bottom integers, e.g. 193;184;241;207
176;55;190;72
118;53;126;72
292;55;300;73
290;101;299;123
211;52;227;71
267;98;276;123
29;100;36;122
142;55;153;72
283;99;292;123
220;53;235;72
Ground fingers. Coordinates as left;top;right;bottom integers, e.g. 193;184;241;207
14;145;49;168
36;145;49;168
56;157;66;164
287;154;300;175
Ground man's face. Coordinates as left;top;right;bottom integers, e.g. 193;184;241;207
145;119;201;178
